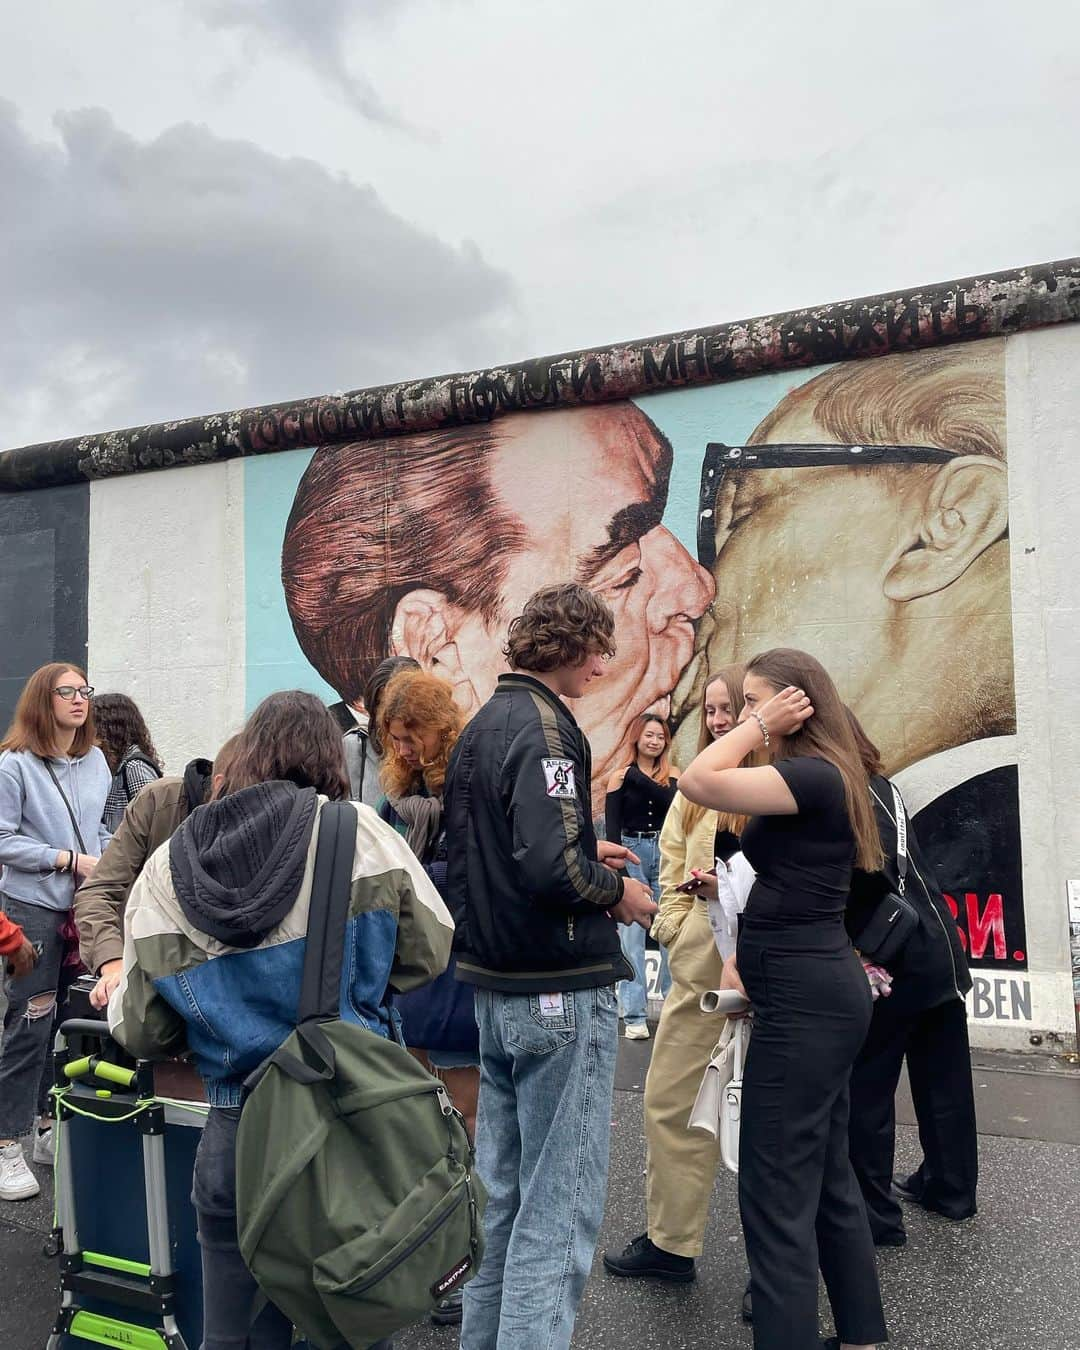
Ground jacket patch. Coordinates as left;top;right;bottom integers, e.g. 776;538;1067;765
542;758;576;799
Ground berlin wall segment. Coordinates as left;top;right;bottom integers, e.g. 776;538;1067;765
1;257;1078;491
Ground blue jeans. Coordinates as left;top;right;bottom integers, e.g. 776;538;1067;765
617;835;670;1025
461;985;619;1350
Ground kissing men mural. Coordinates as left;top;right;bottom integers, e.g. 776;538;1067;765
276;340;1022;972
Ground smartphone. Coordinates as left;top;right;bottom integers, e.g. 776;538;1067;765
674;867;717;894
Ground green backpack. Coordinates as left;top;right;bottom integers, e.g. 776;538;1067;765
235;802;486;1348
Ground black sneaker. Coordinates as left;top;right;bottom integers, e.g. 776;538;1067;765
430;1289;463;1325
873;1226;908;1247
741;1281;753;1323
602;1233;695;1283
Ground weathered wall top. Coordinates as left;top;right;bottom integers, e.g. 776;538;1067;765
2;256;1078;491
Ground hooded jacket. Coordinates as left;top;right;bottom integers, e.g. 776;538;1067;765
75;757;213;973
443;673;630;994
109;786;453;1105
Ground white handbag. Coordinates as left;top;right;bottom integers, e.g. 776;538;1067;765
719;1018;750;1174
687;1020;737;1139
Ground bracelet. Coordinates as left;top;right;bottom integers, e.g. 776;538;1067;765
752;712;770;748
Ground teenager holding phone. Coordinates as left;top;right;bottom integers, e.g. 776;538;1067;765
605;665;750;1284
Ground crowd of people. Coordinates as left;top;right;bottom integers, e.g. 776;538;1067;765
0;581;979;1350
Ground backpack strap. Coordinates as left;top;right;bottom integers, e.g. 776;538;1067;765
245;800;357;1091
298;800;357;1023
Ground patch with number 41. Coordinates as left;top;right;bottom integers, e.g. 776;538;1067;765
542;758;576;799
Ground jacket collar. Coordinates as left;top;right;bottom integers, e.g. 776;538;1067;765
497;673;580;727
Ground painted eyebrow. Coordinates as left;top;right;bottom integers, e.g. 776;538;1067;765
576;497;666;580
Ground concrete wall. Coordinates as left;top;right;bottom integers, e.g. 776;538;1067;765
44;322;1080;1051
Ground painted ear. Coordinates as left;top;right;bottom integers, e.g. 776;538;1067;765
389;589;466;678
883;456;1008;602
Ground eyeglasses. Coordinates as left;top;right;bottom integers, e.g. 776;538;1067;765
696;442;957;569
54;686;95;701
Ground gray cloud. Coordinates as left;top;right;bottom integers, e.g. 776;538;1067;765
193;0;416;134
0;101;519;446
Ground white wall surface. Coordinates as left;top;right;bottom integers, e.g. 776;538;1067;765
994;324;1080;1050
87;458;246;776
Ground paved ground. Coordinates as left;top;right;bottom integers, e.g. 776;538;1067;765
2;1041;1078;1350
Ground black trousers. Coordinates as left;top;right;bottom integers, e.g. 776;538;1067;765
849;995;978;1239
737;926;887;1350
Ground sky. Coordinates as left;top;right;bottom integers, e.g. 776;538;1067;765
1;0;1077;449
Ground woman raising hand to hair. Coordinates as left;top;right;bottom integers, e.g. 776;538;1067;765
679;649;886;1350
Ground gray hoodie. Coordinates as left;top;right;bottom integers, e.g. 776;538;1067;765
0;747;112;911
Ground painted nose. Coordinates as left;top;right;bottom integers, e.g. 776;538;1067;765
642;528;714;632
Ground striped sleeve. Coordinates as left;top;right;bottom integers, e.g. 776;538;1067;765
502;696;623;911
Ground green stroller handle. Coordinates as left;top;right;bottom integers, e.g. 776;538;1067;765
64;1055;137;1088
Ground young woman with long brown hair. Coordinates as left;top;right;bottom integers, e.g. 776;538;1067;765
605;666;750;1282
94;692;164;832
110;689;452;1350
678;649;887;1350
0;663;112;1203
605;713;679;1039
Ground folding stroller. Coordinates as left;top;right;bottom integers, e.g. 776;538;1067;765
46;1019;207;1350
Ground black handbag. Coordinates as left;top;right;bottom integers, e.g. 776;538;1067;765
853;782;919;966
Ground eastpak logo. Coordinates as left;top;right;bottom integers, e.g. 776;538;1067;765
432;1253;473;1299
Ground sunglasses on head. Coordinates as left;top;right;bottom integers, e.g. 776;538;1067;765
696;442;957;569
54;686;94;701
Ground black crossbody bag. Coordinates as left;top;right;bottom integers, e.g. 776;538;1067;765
853;782;920;966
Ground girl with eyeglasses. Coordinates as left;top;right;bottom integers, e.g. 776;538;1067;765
0;663;112;1203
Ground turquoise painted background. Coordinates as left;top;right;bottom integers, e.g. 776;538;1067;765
244;367;826;710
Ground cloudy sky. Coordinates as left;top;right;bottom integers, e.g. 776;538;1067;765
1;1;1077;448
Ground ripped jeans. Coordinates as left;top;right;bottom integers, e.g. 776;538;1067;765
0;895;66;1140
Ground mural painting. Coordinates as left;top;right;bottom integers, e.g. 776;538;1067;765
273;340;1022;973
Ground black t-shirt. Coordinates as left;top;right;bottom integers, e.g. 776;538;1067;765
740;756;855;926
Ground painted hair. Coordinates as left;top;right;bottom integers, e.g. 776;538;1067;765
0;662;97;759
93;693;162;775
746;648;883;871
378;670;463;800
217;691;349;800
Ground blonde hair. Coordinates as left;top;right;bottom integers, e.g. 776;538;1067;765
681;666;748;839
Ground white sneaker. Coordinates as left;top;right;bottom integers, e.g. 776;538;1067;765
0;1141;41;1201
624;1022;650;1041
32;1126;54;1167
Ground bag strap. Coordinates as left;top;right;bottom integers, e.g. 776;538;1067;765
297;799;357;1023
41;759;87;855
890;782;908;893
245;800;357;1092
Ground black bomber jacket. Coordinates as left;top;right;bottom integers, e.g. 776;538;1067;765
443;674;632;994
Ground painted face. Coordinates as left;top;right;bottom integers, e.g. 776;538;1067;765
481;405;714;783
386;718;442;769
636;720;667;759
53;671;91;734
694;402;928;766
703;679;735;740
